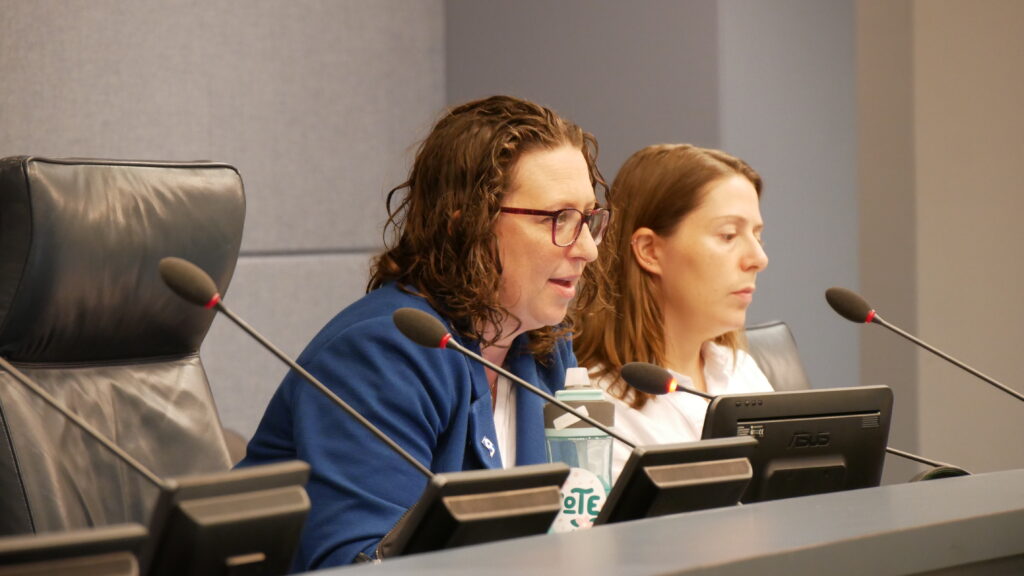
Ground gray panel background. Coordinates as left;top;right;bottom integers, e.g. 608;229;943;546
2;0;1018;476
912;0;1024;472
717;0;859;388
446;0;721;186
858;0;920;482
1;0;445;438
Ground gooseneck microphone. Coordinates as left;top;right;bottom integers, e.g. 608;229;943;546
824;286;875;324
620;362;715;400
825;287;1023;402
159;257;432;479
392;308;636;449
619;361;962;470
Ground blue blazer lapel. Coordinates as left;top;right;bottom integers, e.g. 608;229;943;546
467;396;502;469
462;338;503;470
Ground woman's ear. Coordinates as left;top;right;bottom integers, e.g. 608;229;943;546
631;228;663;276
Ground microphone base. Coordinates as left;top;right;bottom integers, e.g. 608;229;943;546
910;465;971;482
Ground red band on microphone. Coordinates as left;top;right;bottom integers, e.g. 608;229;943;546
205;293;221;309
865;310;876;324
666;377;678;394
439;333;452;349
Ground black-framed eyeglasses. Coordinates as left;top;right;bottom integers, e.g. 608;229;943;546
498;206;611;247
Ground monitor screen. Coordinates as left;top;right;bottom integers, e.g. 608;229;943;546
0;523;146;576
142;460;310;576
702;385;892;502
594;436;757;525
378;462;569;558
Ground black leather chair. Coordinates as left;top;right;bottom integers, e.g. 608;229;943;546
744;320;811;392
0;157;245;536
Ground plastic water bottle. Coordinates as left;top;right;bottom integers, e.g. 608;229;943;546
544;367;615;531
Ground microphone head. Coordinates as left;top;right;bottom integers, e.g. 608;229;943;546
393;308;451;349
620;362;677;396
158;257;221;308
825;287;876;324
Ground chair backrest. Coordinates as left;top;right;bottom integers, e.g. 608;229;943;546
744;321;811;392
0;157;245;536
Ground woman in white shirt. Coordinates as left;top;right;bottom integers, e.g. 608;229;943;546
574;144;772;482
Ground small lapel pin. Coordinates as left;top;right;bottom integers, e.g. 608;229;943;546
481;436;495;458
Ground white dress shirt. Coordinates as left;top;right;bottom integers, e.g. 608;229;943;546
590;341;773;483
492;374;517;469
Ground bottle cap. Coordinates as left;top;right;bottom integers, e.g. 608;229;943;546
564;367;591;389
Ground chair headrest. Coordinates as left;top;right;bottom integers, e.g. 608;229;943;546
0;157;245;363
744;320;811;391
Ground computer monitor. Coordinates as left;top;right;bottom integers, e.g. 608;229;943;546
141;460;310;576
594;436;757;525
0;523;146;576
702;385;893;502
378;462;569;558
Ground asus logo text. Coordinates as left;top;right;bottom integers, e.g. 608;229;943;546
789;432;831;448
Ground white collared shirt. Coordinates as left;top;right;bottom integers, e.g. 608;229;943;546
492;374;517;469
590;341;773;483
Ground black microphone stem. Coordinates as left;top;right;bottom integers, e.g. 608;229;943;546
884;446;956;469
442;339;636;449
0;356;166;489
873;315;1024;402
214;303;433;479
679;386;715;400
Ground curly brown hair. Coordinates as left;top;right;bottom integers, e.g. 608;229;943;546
369;95;606;357
574;144;761;408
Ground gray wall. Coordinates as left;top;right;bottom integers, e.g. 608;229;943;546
446;0;721;184
858;0;920;481
858;0;1024;475
0;0;446;438
718;0;859;390
911;0;1024;472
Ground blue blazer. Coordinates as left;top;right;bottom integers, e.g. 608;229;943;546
238;283;574;569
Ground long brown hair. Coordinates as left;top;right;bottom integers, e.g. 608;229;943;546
574;144;761;408
370;95;606;356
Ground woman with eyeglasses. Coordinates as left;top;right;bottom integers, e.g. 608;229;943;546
574;144;771;482
239;95;610;569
